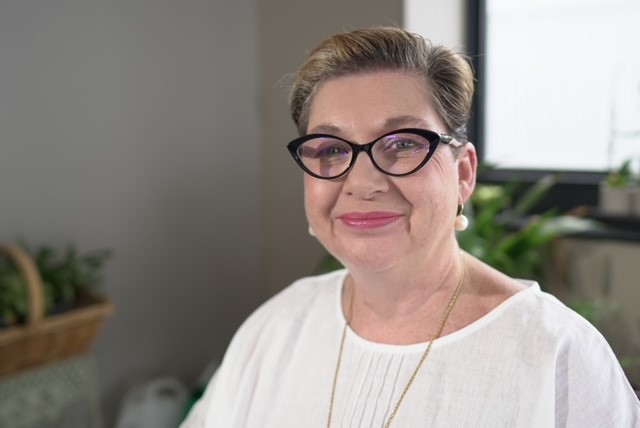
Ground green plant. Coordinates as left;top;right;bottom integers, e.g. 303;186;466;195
457;174;601;280
605;158;634;188
0;243;112;327
0;260;28;327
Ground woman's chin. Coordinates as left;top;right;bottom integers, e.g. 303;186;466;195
316;233;411;273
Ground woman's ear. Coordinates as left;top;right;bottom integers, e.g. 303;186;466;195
457;143;477;204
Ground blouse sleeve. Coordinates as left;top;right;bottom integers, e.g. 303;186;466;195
554;321;640;427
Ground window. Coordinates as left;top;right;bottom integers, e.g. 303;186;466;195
479;0;640;173
464;0;640;212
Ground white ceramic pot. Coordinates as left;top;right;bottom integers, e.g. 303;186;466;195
599;182;631;216
629;185;640;217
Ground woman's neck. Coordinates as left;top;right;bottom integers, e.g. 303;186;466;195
343;249;466;345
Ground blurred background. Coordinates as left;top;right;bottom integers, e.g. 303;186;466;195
1;0;638;426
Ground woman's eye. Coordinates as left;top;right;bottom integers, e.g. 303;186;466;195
394;140;418;149
317;145;349;157
299;141;351;165
382;138;427;153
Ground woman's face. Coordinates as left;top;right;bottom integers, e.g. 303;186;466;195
304;70;475;273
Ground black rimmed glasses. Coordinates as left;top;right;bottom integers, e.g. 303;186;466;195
287;128;460;180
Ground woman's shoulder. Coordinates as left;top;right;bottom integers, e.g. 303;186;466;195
479;278;609;352
510;282;593;330
463;256;595;339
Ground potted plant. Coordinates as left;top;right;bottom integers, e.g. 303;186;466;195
599;158;637;216
0;242;114;376
0;243;112;328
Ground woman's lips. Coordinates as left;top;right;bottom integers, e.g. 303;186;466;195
337;211;402;230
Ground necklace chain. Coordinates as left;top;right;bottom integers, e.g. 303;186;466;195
327;251;467;428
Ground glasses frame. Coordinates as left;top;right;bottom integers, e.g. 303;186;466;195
287;128;459;180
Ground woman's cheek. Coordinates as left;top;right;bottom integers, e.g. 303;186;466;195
304;180;329;224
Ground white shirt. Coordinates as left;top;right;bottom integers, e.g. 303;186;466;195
182;269;640;427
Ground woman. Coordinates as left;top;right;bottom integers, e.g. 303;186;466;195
183;27;639;427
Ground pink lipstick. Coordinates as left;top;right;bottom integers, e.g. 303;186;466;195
337;211;402;230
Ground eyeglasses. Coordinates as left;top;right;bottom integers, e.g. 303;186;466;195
287;128;460;179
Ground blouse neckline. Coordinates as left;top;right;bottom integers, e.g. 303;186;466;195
331;269;541;354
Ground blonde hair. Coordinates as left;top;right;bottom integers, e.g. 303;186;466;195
289;27;475;141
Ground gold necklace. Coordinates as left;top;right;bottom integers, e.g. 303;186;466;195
327;252;467;428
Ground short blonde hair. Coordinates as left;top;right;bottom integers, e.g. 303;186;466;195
289;27;475;141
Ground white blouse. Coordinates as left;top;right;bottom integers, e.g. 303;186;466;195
182;269;640;427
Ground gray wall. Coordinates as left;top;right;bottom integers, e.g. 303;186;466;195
0;0;262;422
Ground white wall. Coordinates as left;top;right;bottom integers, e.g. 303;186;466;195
404;0;467;49
0;0;262;423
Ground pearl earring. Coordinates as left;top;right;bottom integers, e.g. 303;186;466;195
454;204;469;232
308;225;316;237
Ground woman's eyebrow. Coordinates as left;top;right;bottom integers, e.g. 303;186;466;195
383;115;431;129
308;116;434;136
307;124;342;134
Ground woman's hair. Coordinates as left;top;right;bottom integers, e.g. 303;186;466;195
289;26;475;141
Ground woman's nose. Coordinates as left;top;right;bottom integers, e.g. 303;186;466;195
341;151;390;198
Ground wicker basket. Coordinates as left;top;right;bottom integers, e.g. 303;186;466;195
0;243;114;378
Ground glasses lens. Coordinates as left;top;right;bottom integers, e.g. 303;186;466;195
372;132;432;175
297;137;352;178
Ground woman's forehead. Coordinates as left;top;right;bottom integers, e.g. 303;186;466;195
307;71;445;137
